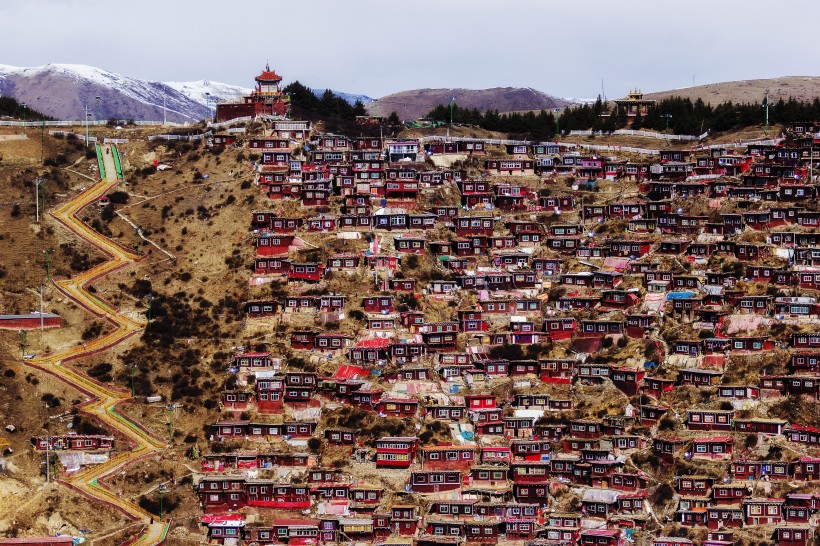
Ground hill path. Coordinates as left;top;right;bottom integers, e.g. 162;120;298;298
25;143;170;546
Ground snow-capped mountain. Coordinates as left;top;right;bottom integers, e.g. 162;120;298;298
311;88;375;105
164;80;251;107
0;64;248;123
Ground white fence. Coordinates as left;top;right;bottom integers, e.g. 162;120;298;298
148;131;212;142
561;142;659;156
104;138;130;144
692;138;784;151
568;129;707;141
207;116;252;129
226;127;246;134
49;130;98;142
0;119;184;128
418;135;535;146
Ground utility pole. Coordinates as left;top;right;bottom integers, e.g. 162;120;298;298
135;227;141;256
34;177;41;223
158;484;166;521
129;363;137;397
163;87;167;126
22;103;27;136
95;96;100;124
39;284;44;332
763;88;770;137
167;404;174;443
147;294;154;322
85;105;90;147
41;121;46;165
447;96;455;140
663;114;673;145
44;248;53;281
45;435;50;483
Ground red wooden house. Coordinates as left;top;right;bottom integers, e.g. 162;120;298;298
419;445;476;470
256;234;295;256
744;498;785;525
691;436;733;460
409;470;462;493
375;436;418;468
686;409;734;431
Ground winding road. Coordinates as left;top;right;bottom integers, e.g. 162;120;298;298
25;144;169;545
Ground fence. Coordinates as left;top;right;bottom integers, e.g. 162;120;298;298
49;130;98;142
0;119;184;128
418;135;535;146
691;138;784;151
104;138;130;144
147;131;212;142
568;129;707;141
207;116;252;129
562;142;660;156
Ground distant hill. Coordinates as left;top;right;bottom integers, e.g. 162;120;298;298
644;76;820;105
370;87;573;121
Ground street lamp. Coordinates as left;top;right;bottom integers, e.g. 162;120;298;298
158;484;166;521
129;363;139;397
22;103;27;136
146;293;154;322
85;106;91;147
34;177;44;223
95;96;100;123
134;227;142;255
663;114;673;144
166;404;174;443
204;92;211;122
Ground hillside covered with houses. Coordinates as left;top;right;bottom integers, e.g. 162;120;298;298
129;65;820;546
13;66;820;546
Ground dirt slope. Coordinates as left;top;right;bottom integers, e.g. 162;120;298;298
645;76;820;105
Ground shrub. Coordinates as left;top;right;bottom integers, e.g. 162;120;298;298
107;191;129;204
307;437;322;452
41;393;61;408
88;362;113;381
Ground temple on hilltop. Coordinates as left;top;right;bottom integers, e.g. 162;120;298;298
215;64;291;122
614;89;656;117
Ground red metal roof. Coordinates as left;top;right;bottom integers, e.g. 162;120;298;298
334;365;369;379
356;338;390;348
256;70;282;82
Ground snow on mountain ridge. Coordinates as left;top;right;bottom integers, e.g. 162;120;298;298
163;80;251;106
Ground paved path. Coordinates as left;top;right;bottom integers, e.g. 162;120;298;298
26;144;169;545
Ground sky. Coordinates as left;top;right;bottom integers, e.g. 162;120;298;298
2;0;820;100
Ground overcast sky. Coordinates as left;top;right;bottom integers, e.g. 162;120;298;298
3;0;819;99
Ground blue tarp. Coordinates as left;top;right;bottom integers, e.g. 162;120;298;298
666;291;696;300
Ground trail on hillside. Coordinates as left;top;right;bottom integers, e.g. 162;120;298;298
24;144;170;546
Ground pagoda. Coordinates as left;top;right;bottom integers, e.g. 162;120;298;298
216;64;290;122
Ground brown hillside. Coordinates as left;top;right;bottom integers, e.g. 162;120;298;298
644;76;820;105
370;87;572;120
